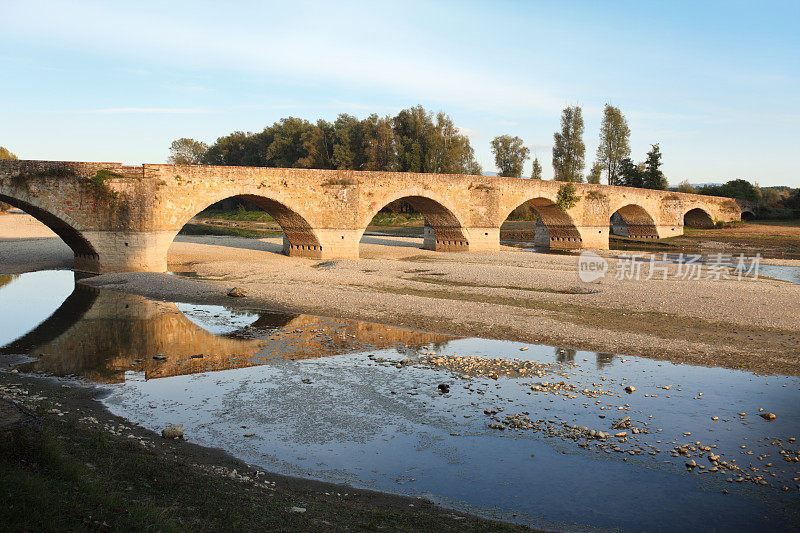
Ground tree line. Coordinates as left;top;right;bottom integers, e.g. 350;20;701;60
169;106;482;175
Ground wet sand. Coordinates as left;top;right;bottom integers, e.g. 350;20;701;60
2;212;799;376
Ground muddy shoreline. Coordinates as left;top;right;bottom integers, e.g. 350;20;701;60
0;369;529;531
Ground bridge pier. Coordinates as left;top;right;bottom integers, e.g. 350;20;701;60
575;225;610;250
284;229;361;260
655;224;684;238
82;231;174;274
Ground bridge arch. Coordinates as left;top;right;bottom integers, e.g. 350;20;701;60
499;197;582;250
358;192;470;252
172;193;324;258
684;207;715;228
609;204;659;239
0;192;99;272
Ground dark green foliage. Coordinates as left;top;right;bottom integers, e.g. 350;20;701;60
697;179;761;202
618;157;643;188
556;183;581;210
194;106;481;175
642;144;667;190
781;188;800;215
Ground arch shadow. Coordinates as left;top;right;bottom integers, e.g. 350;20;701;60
175;193;323;258
610;204;659;239
501;197;582;251
359;195;470;252
684;207;715;228
0;193;99;271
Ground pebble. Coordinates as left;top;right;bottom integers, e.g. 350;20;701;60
161;424;184;439
227;287;247;297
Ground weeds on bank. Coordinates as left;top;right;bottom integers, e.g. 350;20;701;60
178;223;277;239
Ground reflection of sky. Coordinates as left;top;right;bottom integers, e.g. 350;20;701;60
105;339;800;531
175;303;260;335
0;270;74;347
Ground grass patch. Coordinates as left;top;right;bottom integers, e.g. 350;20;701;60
178;223;278;239
195;208;275;222
369;212;424;226
1;425;182;531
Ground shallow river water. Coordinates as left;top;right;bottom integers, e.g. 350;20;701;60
1;270;799;531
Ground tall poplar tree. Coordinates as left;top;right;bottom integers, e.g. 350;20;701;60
552;106;585;182
596;104;630;186
530;156;542;179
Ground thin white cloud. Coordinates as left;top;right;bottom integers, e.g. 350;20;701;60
5;2;568;115
86;107;210;115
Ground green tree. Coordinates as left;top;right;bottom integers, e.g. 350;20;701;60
264;117;318;168
362;114;396;171
201;131;266;166
333;114;368;170
697;179;761;202
618;157;643;188
785;189;800;215
393;105;434;173
552;106;585;182
596;104;630;185
167;138;208;165
392;106;479;174
491;135;530;177
642;144;667;190
586;161;603;184
676;180;696;193
530;156;542;179
301;119;336;169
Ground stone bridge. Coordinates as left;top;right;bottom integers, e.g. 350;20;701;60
0;160;740;274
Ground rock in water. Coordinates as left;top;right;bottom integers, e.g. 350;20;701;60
624;385;636;394
437;383;450;393
153;354;167;361
760;413;777;420
162;424;184;439
227;287;247;298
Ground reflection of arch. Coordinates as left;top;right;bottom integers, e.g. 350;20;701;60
0;193;99;270
740;210;755;221
610;204;658;239
501;197;582;250
684;207;715;228
176;194;323;257
360;194;470;252
10;284;454;382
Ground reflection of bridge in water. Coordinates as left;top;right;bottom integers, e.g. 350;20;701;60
1;284;453;383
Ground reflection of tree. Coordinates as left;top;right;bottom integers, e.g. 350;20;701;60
555;347;576;363
596;352;615;369
0;274;20;290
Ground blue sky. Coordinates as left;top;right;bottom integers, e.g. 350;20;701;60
2;0;798;186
